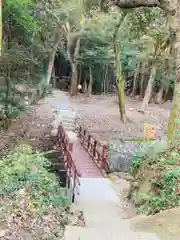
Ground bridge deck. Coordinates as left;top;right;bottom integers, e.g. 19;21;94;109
72;140;103;178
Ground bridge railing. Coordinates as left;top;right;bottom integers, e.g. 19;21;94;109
78;126;110;175
57;125;81;199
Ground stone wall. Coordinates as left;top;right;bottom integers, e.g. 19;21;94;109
107;138;168;172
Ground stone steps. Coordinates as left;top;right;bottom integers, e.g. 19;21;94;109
78;178;119;202
64;226;159;240
80;200;123;217
62;122;75;131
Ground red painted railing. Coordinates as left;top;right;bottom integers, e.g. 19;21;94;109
57;125;81;197
78;126;110;175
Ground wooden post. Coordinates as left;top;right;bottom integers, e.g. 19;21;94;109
102;144;108;172
87;135;91;149
93;140;97;159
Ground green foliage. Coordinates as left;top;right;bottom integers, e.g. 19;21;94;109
2;0;175;115
131;143;180;215
4;0;39;43
78;11;114;88
131;141;167;175
0;145;68;214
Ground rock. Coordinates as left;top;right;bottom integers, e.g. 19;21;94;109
133;181;140;188
51;128;58;136
0;230;6;238
108;138;150;172
124;175;134;182
54;114;62;122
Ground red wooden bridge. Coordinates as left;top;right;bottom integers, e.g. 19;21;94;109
57;125;110;199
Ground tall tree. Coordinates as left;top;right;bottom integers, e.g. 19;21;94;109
113;0;180;146
139;26;169;112
113;11;129;122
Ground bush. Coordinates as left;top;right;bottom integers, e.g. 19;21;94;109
0;144;70;238
0;145;69;214
130;141;180;215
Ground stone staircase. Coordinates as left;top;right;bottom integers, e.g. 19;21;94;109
65;226;160;240
51;110;77;136
64;178;160;240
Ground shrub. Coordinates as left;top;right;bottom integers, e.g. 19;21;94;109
0;144;69;214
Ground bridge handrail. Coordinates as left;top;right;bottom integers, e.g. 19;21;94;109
57;125;81;196
78;126;110;175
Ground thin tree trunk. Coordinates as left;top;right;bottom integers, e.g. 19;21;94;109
116;74;126;122
87;66;92;97
52;68;56;88
105;66;108;93
45;46;59;85
106;68;109;93
163;86;169;102
168;6;180;146
131;61;140;98
101;70;105;93
83;79;87;93
70;63;78;96
103;71;105;94
140;63;156;112
139;63;145;99
78;65;82;86
155;84;164;104
5;70;11;118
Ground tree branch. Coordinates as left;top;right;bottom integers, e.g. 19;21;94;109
114;0;160;8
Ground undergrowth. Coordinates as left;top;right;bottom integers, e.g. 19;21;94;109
130;141;180;215
0;144;69;239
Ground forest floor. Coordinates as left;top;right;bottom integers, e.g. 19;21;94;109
0;91;175;239
72;94;170;142
0;93;171;155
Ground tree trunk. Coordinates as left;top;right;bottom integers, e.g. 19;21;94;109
139;63;145;99
155;84;164;104
70;63;78;96
105;66;108;94
163;86;169;102
116;74;126;122
140;63;156;112
113;14;128;122
69;39;80;96
5;70;11;118
168;7;180;145
87;66;92;97
83;79;87;93
78;65;82;86
45;50;57;85
101;70;105;93
131;61;140;98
